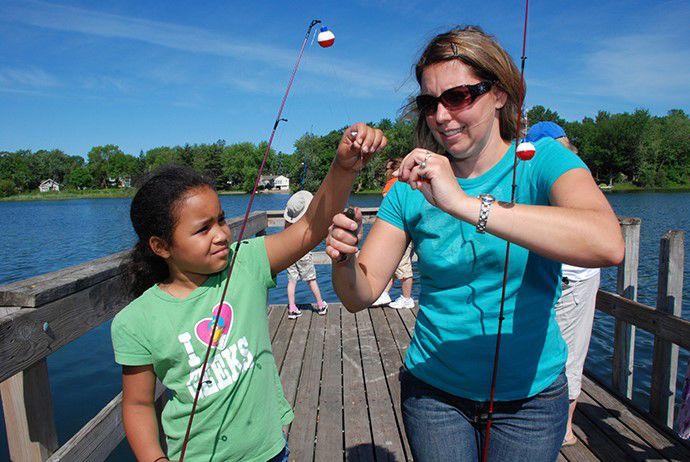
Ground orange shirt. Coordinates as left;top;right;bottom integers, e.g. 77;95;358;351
382;178;397;196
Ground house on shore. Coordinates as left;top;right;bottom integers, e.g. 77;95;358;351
274;175;289;191
39;179;60;192
107;176;131;188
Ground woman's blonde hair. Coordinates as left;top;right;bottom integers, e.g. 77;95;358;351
410;26;524;153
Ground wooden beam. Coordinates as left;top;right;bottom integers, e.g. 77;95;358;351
612;217;639;398
596;291;690;351
0;359;58;461
266;207;379;228
649;230;684;427
0;277;130;383
46;382;167;462
0;252;127;308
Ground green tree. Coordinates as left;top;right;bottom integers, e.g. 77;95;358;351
65;167;94;189
526;105;566;127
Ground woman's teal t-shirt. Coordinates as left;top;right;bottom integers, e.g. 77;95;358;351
377;138;588;401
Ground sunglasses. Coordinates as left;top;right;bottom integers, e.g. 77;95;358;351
416;81;496;116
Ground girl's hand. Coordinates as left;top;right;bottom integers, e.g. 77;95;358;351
395;148;467;213
335;123;387;172
326;207;363;262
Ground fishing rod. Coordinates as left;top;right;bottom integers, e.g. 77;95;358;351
178;18;332;461
481;1;533;460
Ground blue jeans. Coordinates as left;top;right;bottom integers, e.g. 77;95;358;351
267;442;289;462
401;369;568;461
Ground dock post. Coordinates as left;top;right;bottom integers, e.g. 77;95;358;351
612;217;640;399
650;230;684;427
0;358;59;461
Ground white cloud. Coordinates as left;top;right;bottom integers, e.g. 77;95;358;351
2;0;398;93
0;67;59;89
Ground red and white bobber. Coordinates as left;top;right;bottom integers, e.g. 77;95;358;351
317;26;335;47
516;141;536;160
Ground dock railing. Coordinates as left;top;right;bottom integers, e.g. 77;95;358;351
0;210;686;461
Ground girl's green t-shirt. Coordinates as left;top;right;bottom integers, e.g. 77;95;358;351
111;237;293;462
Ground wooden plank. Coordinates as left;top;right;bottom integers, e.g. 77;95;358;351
570;407;630;461
559;439;599;462
314;307;344;462
370;308;411;460
342;308;374;461
280;310;312;409
397;308;417;339
271;306;297;374
0;212;267;308
0;276;130;383
596;291;690;350
581;373;690;461
576;387;666;461
0;359;58;462
650;230;684;427
384;309;412;361
357;310;406;461
46;382;166;462
612;217;640;399
268;303;286;342
288;311;326;462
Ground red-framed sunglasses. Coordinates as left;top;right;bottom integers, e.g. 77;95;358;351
416;81;496;116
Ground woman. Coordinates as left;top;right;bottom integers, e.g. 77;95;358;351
326;26;624;461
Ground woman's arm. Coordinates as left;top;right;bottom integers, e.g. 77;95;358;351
265;123;387;274
452;169;624;267
327;209;409;312
398;150;624;267
122;365;168;461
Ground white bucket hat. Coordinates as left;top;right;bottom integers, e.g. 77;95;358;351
283;190;313;223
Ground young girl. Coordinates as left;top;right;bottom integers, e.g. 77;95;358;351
111;123;386;462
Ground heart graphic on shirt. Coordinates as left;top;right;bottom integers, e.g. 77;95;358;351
194;302;233;347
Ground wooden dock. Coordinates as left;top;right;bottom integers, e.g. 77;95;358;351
1;210;689;461
270;302;690;462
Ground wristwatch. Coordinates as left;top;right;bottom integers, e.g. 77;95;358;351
476;194;495;233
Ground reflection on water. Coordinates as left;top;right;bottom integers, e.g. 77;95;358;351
0;192;688;459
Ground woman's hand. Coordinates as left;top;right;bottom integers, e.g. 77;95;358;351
395;148;467;213
335;123;387;172
325;207;363;263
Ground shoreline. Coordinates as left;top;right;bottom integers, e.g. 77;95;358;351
3;186;690;202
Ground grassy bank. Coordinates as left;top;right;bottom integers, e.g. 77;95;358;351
607;182;690;193
0;188;136;202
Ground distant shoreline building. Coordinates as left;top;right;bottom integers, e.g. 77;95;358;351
39;179;60;192
274;175;289;191
259;175;290;191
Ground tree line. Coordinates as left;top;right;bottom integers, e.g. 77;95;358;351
1;107;688;197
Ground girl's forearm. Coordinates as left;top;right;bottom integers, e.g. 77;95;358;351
332;255;375;312
123;402;167;461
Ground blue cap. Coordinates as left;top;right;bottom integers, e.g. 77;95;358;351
526;121;567;142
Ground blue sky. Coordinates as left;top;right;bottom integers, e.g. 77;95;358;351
1;0;689;158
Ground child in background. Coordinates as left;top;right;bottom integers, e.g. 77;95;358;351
284;190;328;319
111;123;386;462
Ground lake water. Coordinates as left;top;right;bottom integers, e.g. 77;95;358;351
0;191;688;460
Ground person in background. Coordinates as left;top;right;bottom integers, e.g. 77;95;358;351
372;158;415;309
284;190;328;319
527;121;601;446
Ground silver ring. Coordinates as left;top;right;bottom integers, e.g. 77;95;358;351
420;161;427;170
